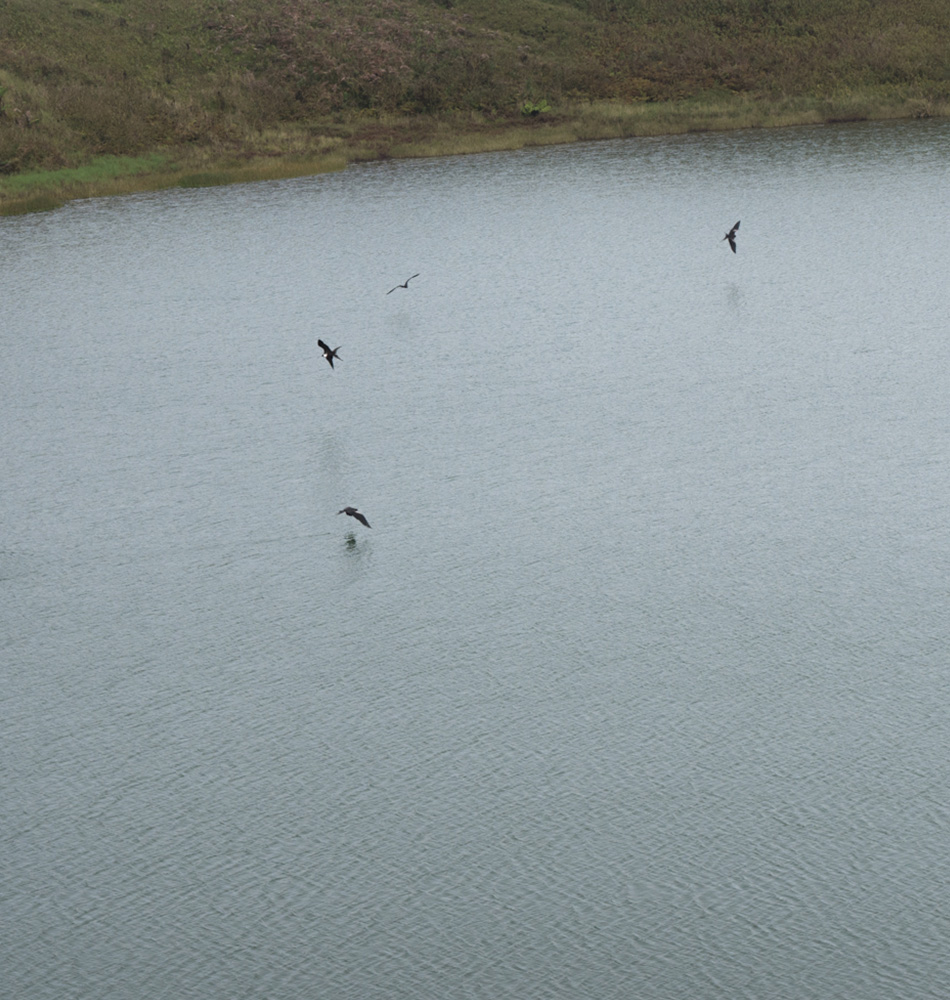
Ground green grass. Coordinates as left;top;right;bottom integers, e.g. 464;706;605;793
0;153;169;193
2;0;949;213
0;147;349;213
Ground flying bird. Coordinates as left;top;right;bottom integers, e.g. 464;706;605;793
317;339;341;368
338;506;372;528
387;273;420;294
722;220;740;253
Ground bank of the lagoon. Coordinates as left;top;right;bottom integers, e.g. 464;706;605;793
2;92;948;216
4;0;950;216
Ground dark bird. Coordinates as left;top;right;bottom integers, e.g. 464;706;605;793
317;339;341;368
338;506;372;528
387;273;420;294
722;220;740;254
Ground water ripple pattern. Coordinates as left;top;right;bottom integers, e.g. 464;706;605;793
3;119;950;999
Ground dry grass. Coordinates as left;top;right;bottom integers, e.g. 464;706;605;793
2;0;949;213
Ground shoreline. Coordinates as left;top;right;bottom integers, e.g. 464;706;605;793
2;94;947;218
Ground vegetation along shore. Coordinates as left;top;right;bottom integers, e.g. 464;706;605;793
2;0;949;215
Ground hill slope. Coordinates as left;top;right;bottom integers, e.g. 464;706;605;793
2;0;949;209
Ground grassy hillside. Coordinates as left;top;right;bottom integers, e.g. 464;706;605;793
2;0;950;212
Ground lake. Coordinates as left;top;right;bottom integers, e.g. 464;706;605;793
3;118;950;999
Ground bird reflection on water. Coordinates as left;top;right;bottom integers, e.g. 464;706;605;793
340;530;373;587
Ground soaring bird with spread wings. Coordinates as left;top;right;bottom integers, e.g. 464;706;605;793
317;339;341;368
338;506;372;528
722;221;740;254
387;273;420;294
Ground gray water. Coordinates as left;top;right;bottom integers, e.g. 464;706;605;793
3;118;950;999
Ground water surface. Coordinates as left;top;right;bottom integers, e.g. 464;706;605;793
3;119;950;999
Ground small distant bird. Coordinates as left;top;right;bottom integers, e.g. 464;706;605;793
317;339;341;368
722;220;740;253
338;506;371;528
387;273;420;294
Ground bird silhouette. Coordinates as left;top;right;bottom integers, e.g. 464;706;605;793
722;221;740;253
317;339;341;368
387;273;420;294
338;506;371;528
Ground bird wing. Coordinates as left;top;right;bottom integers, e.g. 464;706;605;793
317;339;330;353
733;221;740;232
728;236;737;253
386;286;398;294
408;273;420;282
341;507;371;527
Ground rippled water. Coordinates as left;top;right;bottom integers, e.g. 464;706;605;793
4;119;950;999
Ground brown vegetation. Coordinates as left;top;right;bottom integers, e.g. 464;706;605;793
2;0;949;212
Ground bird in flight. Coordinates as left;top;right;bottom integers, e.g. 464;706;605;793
338;506;372;528
722;221;740;253
317;339;341;368
387;273;420;294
